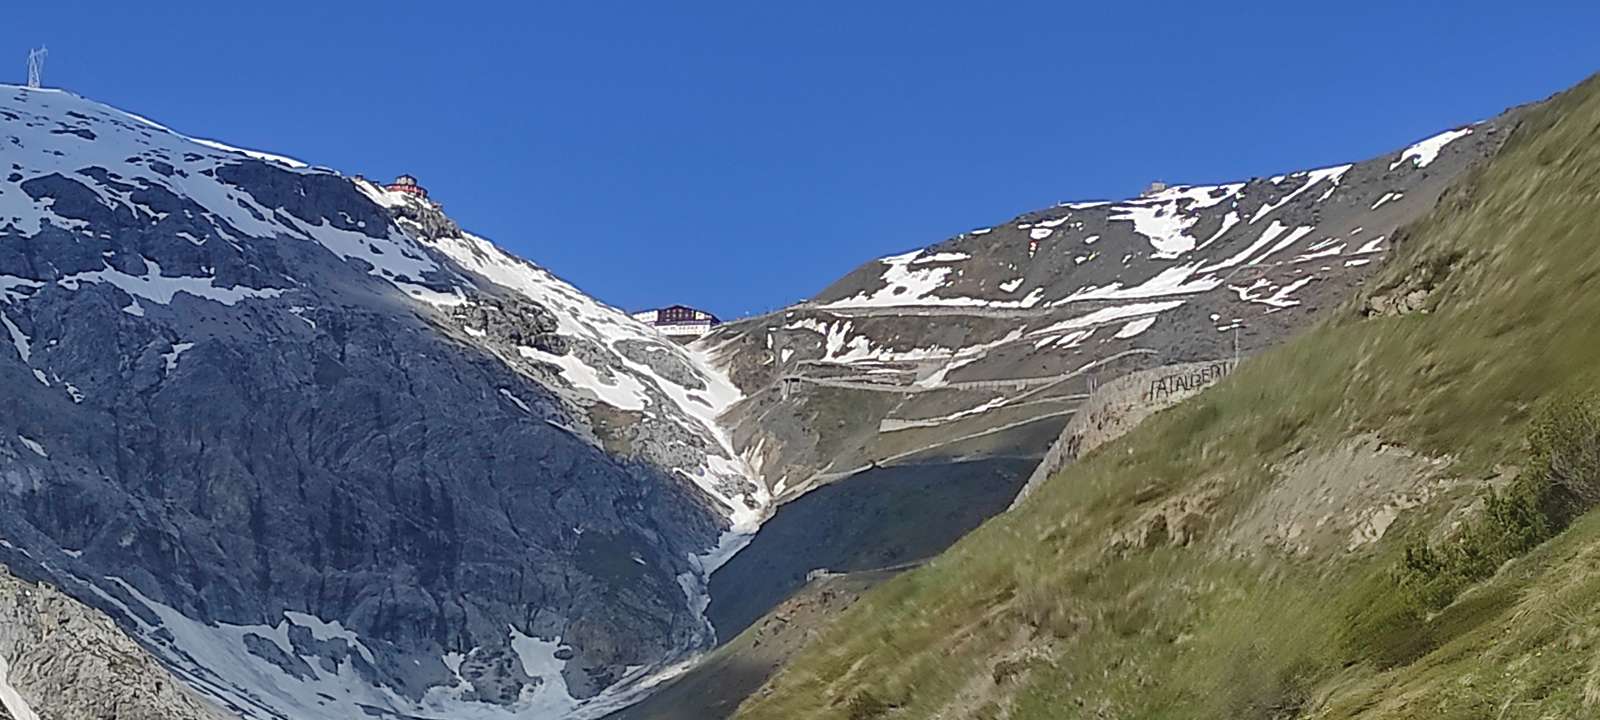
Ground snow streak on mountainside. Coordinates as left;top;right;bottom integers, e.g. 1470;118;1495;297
355;182;765;531
704;118;1506;507
686;112;1513;670
820;131;1477;317
0;84;760;720
0;86;759;531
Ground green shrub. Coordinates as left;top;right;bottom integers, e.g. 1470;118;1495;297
1397;466;1554;612
1336;393;1600;676
1393;395;1600;613
1526;391;1600;525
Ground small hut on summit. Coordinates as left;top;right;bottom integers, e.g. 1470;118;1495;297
386;174;429;199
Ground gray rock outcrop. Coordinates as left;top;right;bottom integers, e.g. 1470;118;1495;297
0;562;228;720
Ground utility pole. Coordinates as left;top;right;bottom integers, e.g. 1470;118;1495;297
1232;325;1240;366
26;47;47;89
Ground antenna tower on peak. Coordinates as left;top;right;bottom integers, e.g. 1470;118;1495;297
26;47;47;89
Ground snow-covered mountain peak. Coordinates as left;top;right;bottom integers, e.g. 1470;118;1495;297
357;184;765;530
1;83;762;530
1;84;766;720
0;85;434;285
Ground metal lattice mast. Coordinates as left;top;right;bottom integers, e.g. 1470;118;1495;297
26;47;47;89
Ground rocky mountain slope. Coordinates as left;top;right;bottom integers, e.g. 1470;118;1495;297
0;71;1565;720
0;560;228;720
734;75;1600;719
0;84;764;719
709;112;1506;506
608;568;903;720
687;94;1516;650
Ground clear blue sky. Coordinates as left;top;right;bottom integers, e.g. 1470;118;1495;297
6;2;1599;318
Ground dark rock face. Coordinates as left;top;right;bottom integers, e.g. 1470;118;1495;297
448;297;568;354
707;456;1035;641
0;86;738;718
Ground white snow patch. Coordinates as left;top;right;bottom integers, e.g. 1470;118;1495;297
1113;316;1158;339
1200;222;1308;273
287;306;317;329
89;577;475;720
1231;276;1315;309
823;250;1045;309
1249;225;1317;265
1054;329;1095;348
1305;236;1343;252
912;328;1025;389
1294;243;1346;263
16;435;47;458
785;317;956;366
161;342;194;375
1057;263;1221;303
57;259;285;308
499;388;532;413
881;397;1010;432
912;252;970;264
1196;210;1241;251
519;345;649;412
1248;165;1351;224
1390;127;1473;170
1029;301;1186;337
1105;184;1243;258
188;137;308;169
1;312;30;363
1371;191;1404;210
397;282;468;307
0;276;42;304
506;628;579;718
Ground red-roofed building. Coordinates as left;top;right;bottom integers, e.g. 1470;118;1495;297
386;174;428;199
632;305;721;338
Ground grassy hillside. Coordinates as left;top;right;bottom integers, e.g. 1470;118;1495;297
734;73;1600;720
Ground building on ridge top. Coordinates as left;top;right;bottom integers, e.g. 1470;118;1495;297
632;305;721;340
386;174;429;199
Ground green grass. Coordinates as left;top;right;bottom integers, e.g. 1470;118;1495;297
735;73;1600;720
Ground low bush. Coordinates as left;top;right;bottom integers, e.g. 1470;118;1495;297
1397;475;1551;611
1346;394;1600;667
